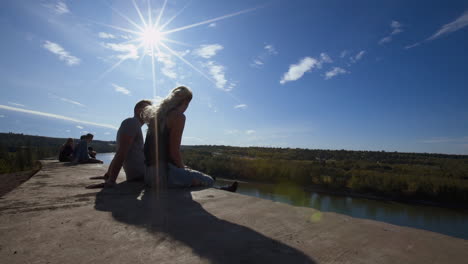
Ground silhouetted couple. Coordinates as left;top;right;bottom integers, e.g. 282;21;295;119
88;86;237;192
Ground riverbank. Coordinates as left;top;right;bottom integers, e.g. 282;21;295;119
1;160;467;263
219;176;468;210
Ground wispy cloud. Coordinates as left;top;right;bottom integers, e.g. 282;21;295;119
112;83;131;95
98;32;117;39
44;1;70;15
60;97;85;107
76;125;84;129
0;105;118;130
406;11;468;49
208;23;216;28
8;102;26;107
251;44;278;68
102;43;139;60
340;50;349;58
280;53;332;84
0;115;5;118
428;10;468;41
404;43;421;49
183;136;206;143
246;130;256;135
350;50;365;63
264;44;278;55
234;104;247;109
325;67;348;80
49;94;85;107
205;61;233;91
156;52;177;79
42;41;80;66
421;136;468;144
193;44;223;59
379;20;404;45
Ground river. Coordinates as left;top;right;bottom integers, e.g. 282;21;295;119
96;152;468;240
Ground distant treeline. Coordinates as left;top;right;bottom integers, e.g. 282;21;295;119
181;145;468;204
0;133;116;173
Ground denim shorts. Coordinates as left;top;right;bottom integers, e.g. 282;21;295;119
145;163;214;188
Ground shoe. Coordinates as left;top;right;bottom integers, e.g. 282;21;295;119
220;181;238;192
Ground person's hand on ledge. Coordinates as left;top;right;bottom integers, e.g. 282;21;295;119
85;181;115;189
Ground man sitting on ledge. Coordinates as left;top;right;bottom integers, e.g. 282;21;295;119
87;100;152;188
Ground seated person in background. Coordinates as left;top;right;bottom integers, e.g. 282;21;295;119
88;147;97;159
58;138;74;162
87;100;152;188
73;133;103;164
142;86;237;192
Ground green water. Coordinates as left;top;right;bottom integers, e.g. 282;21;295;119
215;179;468;240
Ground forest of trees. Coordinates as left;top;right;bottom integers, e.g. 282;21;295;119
181;145;468;204
0;133;116;173
2;133;468;204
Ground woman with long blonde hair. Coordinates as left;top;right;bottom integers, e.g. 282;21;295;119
143;86;222;189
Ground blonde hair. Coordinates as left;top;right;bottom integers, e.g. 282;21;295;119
142;86;193;130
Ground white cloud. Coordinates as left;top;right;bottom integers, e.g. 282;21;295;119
264;44;278;55
45;1;70;14
0;115;5;118
234;104;247;109
98;32;117;39
280;53;332;84
350;50;366;63
340;50;349;58
320;53;333;63
427;10;468;41
65;129;70;132
280;57;318;84
251;44;278;68
379;20;404;45
421;136;468;144
246;130;256;135
42;41;80;66
0;105;118;130
193;44;223;59
59;97;85;107
55;1;69;14
112;83;131;95
104;132;111;135
76;125;84;129
8;102;25;107
325;67;348;80
208;23;216;28
225;129;240;135
156;52;177;79
102;43;139;60
205;61;232;91
183;136;205;143
405;42;421;49
379;36;393;44
252;59;264;67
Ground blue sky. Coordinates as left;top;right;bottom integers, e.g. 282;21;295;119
0;0;467;154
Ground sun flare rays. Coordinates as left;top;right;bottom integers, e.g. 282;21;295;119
96;0;260;98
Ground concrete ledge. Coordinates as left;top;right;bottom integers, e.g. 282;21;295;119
0;161;467;263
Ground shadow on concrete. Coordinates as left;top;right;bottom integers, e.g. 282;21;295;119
94;181;315;263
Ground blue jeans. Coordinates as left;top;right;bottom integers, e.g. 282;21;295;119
144;163;214;188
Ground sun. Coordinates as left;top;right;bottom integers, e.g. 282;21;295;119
140;26;164;48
